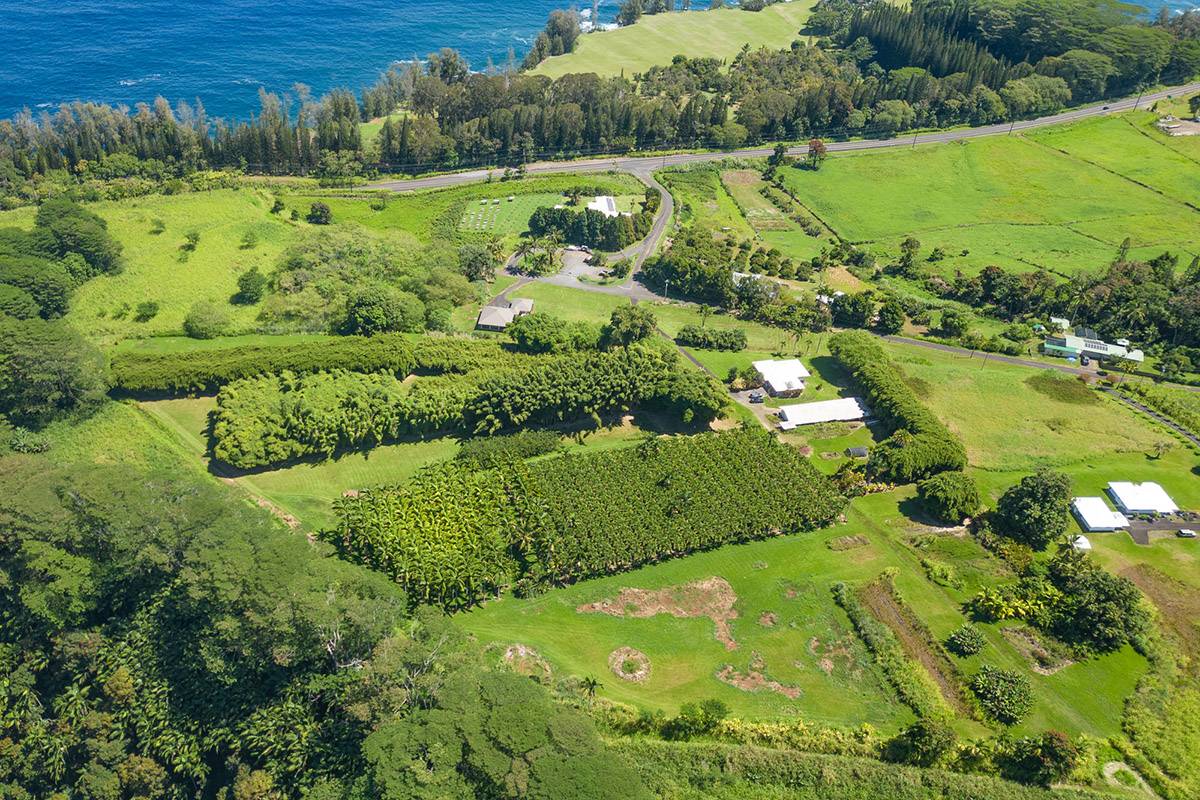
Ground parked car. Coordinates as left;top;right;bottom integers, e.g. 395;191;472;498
1178;528;1197;539
1080;355;1090;366
748;391;765;404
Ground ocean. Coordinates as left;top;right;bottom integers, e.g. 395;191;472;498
0;0;1193;121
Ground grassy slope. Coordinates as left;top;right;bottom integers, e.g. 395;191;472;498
0;189;296;343
533;3;816;79
779;126;1200;276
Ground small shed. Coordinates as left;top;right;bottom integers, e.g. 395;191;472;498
1071;497;1129;532
1107;482;1179;515
845;446;869;459
777;397;869;431
476;305;517;331
752;359;811;397
509;297;535;315
1071;535;1093;551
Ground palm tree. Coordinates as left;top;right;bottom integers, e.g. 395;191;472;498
513;238;535;273
699;304;711;329
581;675;601;698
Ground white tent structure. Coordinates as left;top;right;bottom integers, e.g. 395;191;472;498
1071;497;1129;532
777;397;869;431
1107;482;1179;515
752;359;810;397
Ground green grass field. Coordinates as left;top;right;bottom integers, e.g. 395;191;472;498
779;126;1200;276
721;169;832;261
662;167;757;237
279;174;645;244
507;281;631;324
0;189;296;342
533;3;816;79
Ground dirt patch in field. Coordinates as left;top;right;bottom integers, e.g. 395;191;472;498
579;577;740;650
1002;627;1072;675
807;636;860;677
759;612;778;627
828;535;869;552
716;652;802;699
820;451;841;460
1121;565;1200;660
609;647;651;683
501;644;552;683
858;580;969;714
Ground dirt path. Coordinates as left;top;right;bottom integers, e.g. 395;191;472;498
1102;761;1156;797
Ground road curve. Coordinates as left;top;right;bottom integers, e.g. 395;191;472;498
367;82;1200;193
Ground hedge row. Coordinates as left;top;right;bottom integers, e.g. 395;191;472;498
211;370;476;469
614;739;1108;800
675;324;747;351
109;334;418;394
212;347;727;469
828;331;966;481
110;335;529;395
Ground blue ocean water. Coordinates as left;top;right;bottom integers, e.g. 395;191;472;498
0;0;1193;121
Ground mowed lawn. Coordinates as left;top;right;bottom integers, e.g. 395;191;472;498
721;169;832;261
783;128;1200;276
533;3;816;79
0;189;296;342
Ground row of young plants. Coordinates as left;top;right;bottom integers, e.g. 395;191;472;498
210;346;726;469
109;334;526;395
324;430;845;607
831;580;953;722
1115;381;1200;444
828;331;967;481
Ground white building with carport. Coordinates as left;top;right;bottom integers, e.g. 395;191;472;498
1071;496;1129;532
776;397;869;431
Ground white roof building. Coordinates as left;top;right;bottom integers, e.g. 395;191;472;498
1071;535;1093;551
777;397;869;431
1071;496;1129;532
753;359;811;396
1107;482;1179;515
1049;316;1071;331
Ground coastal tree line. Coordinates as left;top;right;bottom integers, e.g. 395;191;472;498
0;0;1197;198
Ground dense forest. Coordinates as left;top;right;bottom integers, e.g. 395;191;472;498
1;0;1197;201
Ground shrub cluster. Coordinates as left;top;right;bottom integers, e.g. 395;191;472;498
970;666;1033;725
327;430;845;606
674;324;747;351
946;624;987;657
917;470;981;524
455;430;563;467
829;331;966;481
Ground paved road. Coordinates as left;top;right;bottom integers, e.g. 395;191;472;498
368;82;1200;193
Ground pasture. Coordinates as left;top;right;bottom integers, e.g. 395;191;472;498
779;125;1200;276
533;3;816;79
0;188;296;342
